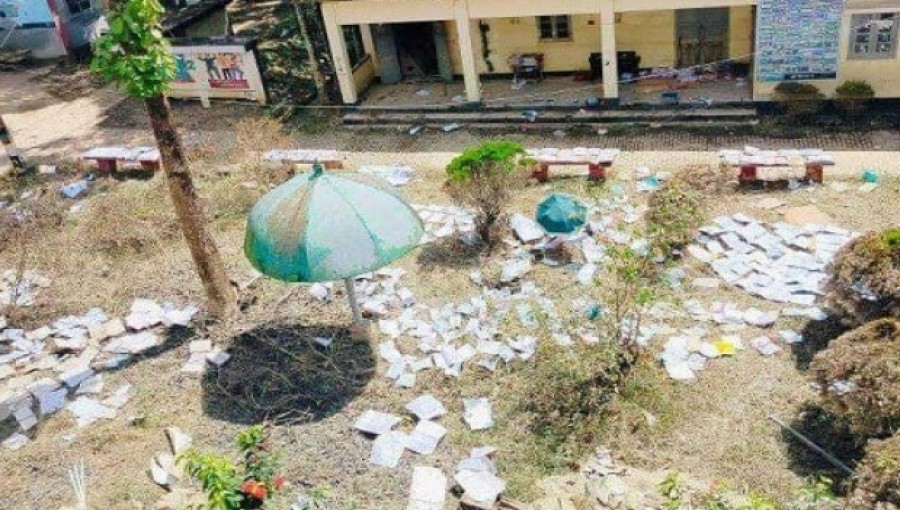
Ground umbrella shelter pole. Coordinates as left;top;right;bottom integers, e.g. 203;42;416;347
344;278;363;324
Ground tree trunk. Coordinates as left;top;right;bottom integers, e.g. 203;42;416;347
144;95;238;318
293;0;326;103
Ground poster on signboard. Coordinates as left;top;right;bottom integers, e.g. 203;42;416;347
755;0;844;82
168;38;267;105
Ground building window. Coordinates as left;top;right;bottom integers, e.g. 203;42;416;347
537;15;571;41
342;25;366;68
849;13;898;59
64;0;93;15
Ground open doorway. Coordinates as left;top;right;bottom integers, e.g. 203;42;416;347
392;22;440;78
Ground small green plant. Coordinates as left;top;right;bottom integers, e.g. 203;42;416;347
445;141;528;247
646;179;706;260
786;477;838;510
182;425;286;509
773;82;826;120
658;473;836;510
825;227;900;326
659;472;689;510
835;80;875;117
598;246;658;350
295;485;334;510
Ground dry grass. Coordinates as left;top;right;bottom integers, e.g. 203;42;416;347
75;179;180;258
4;122;900;509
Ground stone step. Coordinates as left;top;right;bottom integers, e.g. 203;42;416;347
342;106;758;130
344;120;759;133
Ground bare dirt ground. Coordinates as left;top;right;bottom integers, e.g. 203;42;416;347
1;66;899;509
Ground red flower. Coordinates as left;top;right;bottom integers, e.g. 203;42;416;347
273;475;286;490
241;480;268;500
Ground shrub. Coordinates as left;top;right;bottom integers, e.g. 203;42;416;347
849;434;900;509
670;163;735;196
520;247;656;461
772;82;825;119
824;228;900;326
182;425;286;510
810;318;900;439
445;141;528;248
835;80;875;117
646;179;706;259
521;340;625;459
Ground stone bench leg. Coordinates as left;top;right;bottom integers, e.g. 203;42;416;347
739;165;758;186
96;159;118;174
324;160;344;170
588;163;607;182
140;160;161;171
805;164;824;184
532;163;550;183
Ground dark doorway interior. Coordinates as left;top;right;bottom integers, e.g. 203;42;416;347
392;22;440;78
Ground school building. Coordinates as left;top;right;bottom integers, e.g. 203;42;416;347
317;0;900;106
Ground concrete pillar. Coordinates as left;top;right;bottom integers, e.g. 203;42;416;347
359;24;379;73
454;0;481;103
600;0;619;101
321;2;358;104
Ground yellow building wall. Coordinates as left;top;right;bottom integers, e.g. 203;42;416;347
728;5;754;63
616;10;675;68
441;7;755;75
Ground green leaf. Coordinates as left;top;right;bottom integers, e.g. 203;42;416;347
91;0;176;99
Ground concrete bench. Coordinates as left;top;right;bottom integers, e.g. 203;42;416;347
718;148;834;186
82;147;161;173
263;149;346;170
525;148;620;183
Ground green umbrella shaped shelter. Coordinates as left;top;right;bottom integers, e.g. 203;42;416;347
536;193;587;235
245;163;424;323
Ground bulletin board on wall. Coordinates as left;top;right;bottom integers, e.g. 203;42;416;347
168;37;267;105
755;0;844;82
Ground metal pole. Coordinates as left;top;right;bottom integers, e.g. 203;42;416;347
0;115;25;173
769;416;855;476
344;277;362;324
0;22;26;174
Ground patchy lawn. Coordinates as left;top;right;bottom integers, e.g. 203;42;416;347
2;92;900;509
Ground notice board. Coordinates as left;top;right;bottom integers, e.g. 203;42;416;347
755;0;844;82
168;37;267;105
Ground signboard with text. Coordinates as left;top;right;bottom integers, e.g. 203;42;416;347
755;0;844;82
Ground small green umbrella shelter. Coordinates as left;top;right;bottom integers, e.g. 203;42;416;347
536;193;587;235
245;163;424;323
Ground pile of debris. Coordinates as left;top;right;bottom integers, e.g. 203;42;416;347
1;298;199;450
